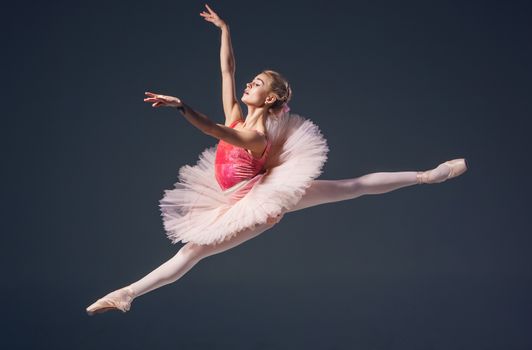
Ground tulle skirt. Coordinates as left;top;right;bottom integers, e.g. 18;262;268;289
159;112;329;245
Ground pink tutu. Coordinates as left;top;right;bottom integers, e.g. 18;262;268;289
159;111;329;245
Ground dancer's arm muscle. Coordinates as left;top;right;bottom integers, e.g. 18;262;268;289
219;25;243;127
143;93;263;152
175;102;266;154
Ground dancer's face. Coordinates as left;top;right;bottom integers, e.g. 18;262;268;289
241;73;277;108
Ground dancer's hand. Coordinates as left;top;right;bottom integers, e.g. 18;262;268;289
144;92;183;108
267;212;285;225
199;4;226;29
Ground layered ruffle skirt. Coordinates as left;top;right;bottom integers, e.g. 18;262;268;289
159;112;329;245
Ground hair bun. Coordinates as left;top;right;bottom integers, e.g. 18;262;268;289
285;84;292;102
261;69;292;113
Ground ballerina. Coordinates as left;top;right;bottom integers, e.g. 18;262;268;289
86;4;467;315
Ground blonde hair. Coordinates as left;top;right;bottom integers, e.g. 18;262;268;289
261;69;292;114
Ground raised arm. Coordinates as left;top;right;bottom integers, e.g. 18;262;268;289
200;5;243;127
219;25;244;126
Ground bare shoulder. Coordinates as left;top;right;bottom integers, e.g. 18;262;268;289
233;121;267;137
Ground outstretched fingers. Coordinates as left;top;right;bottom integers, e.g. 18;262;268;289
200;4;220;23
205;4;217;15
144;92;160;101
144;92;164;107
200;12;214;23
144;92;165;101
143;92;181;108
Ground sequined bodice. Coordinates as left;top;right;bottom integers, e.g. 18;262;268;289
214;120;271;190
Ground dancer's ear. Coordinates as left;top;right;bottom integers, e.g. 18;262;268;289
265;95;277;105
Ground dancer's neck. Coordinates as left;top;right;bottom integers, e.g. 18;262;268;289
244;106;268;128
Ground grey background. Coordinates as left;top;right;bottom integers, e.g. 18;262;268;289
3;0;531;349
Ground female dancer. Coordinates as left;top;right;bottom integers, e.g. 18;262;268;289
86;4;467;315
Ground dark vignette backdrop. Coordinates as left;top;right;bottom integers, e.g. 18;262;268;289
3;0;531;349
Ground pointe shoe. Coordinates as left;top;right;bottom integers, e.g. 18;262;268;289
416;158;468;184
86;286;135;316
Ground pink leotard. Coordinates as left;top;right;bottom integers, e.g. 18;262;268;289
214;120;271;190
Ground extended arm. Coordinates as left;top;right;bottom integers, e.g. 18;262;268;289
177;103;265;153
144;92;265;152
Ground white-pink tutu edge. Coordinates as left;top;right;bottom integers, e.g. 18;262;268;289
159;112;329;245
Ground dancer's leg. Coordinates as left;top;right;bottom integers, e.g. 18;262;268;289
128;221;275;298
286;159;464;212
287;170;419;213
129;165;454;296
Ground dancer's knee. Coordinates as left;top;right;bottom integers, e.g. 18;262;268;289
319;178;369;200
181;221;276;260
180;242;208;261
350;177;367;194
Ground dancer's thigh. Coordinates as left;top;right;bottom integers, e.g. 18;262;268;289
188;179;362;257
190;221;275;258
287;179;363;213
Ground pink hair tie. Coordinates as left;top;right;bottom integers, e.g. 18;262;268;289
272;103;290;117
